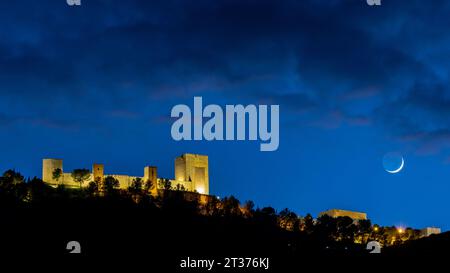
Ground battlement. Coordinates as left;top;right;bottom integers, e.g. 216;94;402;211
42;154;209;195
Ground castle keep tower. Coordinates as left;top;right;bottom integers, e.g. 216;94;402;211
42;159;63;185
175;154;209;194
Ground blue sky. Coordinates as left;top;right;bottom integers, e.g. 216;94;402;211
1;0;450;230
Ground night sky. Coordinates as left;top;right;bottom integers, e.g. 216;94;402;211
1;0;450;231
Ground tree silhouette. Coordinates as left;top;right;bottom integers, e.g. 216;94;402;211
336;216;355;242
158;179;172;190
0;170;26;202
255;206;277;226
301;213;315;233
242;200;255;218
356;219;372;244
128;177;143;192
316;214;337;240
174;183;186;191
1;170;24;188
221;195;241;217
86;181;99;196
52;168;62;185
71;169;91;189
103;176;120;195
128;177;143;202
278;208;298;231
143;179;154;193
28;177;52;203
204;196;220;216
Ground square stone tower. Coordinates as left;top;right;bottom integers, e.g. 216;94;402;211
93;163;104;183
175;154;209;194
144;166;158;196
42;159;63;184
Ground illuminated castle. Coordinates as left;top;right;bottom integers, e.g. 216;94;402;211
42;153;209;195
319;209;367;221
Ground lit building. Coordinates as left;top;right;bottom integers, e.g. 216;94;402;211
42;153;209;195
420;227;441;237
318;209;367;221
175;153;209;194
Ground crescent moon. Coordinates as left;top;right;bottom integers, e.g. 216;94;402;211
386;157;404;174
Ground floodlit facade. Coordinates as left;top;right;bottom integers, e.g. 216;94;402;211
318;209;367;221
42;153;209;195
175;154;209;194
420;227;441;237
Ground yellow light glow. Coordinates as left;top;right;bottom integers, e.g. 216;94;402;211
397;228;404;234
197;187;204;194
373;226;379;232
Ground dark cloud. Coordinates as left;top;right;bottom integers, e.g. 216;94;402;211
376;82;450;155
1;0;450;156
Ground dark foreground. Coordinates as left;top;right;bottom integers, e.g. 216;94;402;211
1;199;449;271
0;172;448;271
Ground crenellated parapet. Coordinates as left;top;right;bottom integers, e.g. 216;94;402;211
42;154;209;196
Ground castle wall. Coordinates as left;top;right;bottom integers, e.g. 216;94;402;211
169;179;193;191
108;174;141;189
42;153;210;195
61;173;93;188
59;173;141;189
